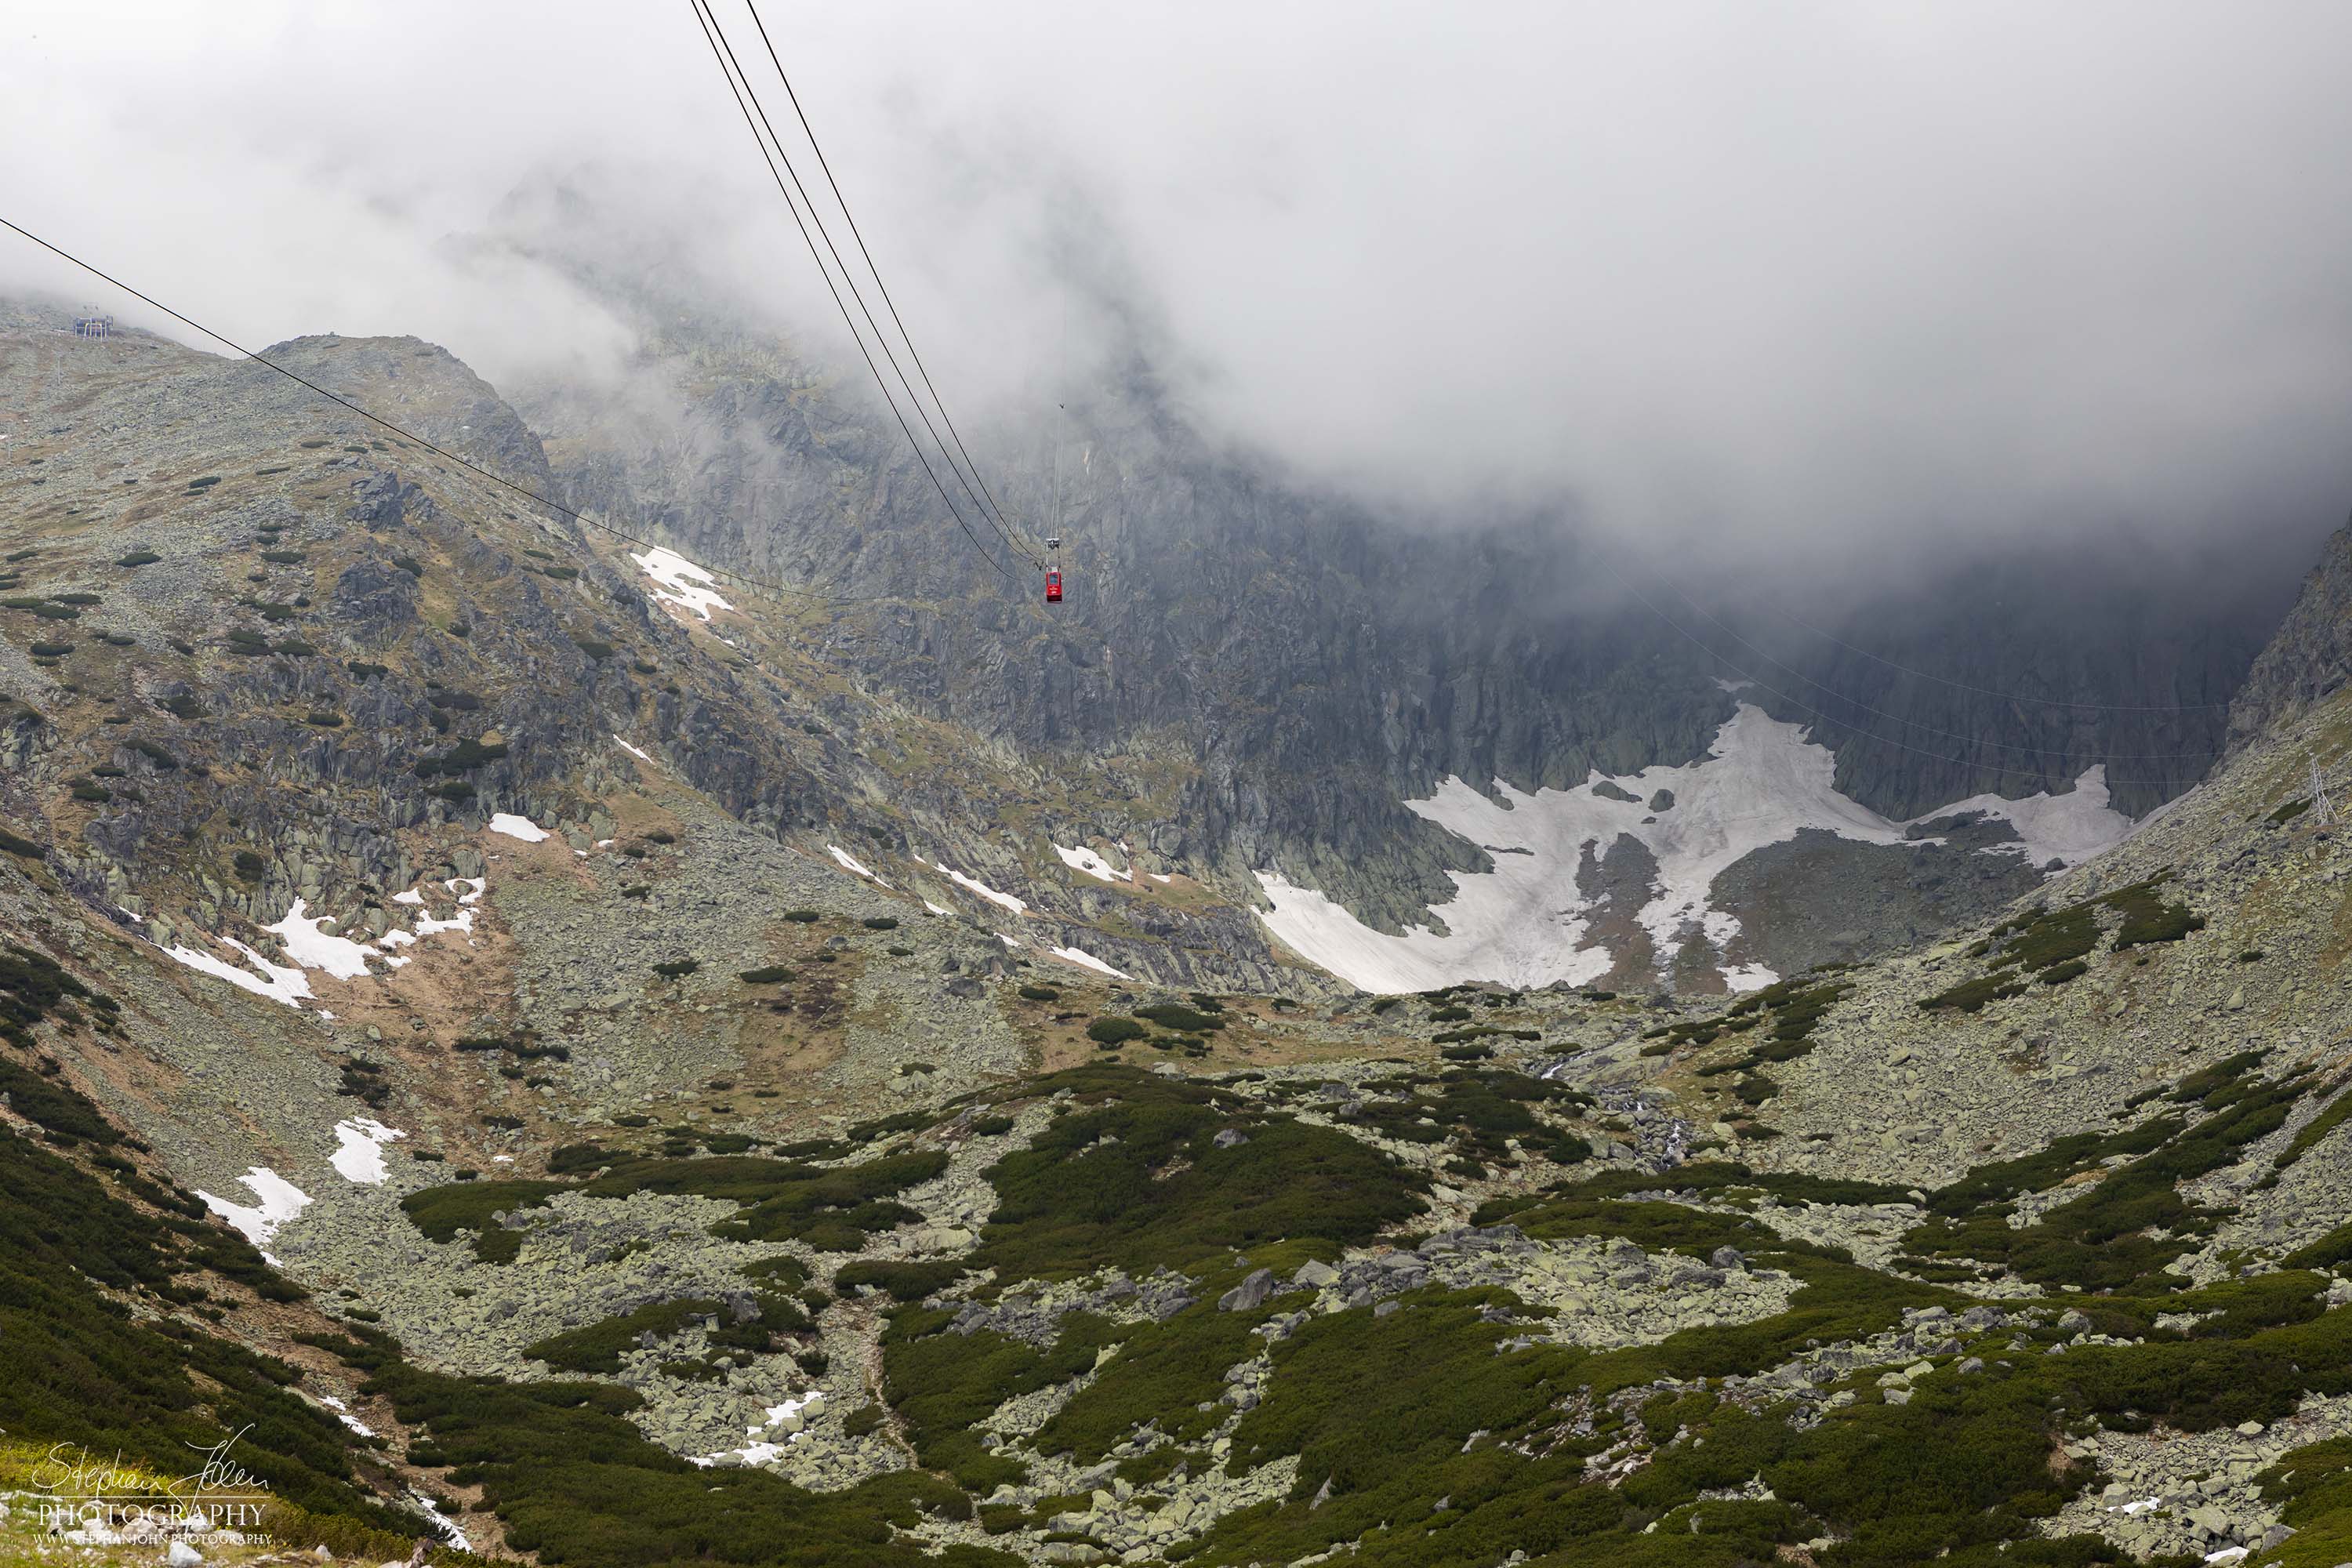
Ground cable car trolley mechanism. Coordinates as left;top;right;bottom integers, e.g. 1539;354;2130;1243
1044;535;1062;604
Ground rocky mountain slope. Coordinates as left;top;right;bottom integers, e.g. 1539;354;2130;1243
9;303;2352;1568
513;304;2277;954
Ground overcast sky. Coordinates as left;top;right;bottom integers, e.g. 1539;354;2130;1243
8;2;2352;581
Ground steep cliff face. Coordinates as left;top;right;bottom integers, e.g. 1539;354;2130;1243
517;324;2276;945
2227;519;2352;752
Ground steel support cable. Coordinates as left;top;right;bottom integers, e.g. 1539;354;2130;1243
741;0;1042;564
0;213;912;608
694;0;1035;572
687;0;1019;581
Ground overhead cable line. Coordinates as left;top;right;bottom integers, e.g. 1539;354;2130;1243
690;0;1032;576
0;213;901;609
740;0;1039;563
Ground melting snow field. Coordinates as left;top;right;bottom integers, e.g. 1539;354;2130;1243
692;1392;826;1469
318;1395;375;1439
165;937;314;1007
264;899;378;980
1256;703;2140;993
162;875;492;1008
631;546;733;620
330;1117;406;1184
1050;944;1131;979
488;812;549;842
1054;843;1132;883
412;1490;471;1552
198;1167;310;1250
920;857;1027;915
828;844;891;887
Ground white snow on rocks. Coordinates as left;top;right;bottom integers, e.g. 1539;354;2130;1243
828;844;892;887
263;899;379;980
1054;843;1133;883
920;857;1026;914
198;1167;310;1248
691;1392;826;1468
1922;766;2136;869
318;1395;375;1438
488;812;549;843
414;906;474;937
924;900;953;917
1254;702;2141;993
614;734;652;761
630;546;733;620
1049;944;1131;978
392;887;423;906
330;1117;406;1184
163;936;313;1007
412;1489;471;1552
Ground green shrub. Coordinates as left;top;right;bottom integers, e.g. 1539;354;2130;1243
971;1067;1425;1280
739;964;796;983
1086;1016;1149;1046
784;909;823;923
1134;1003;1224;1033
834;1259;968;1302
652;958;699;978
115;550;161;567
525;1298;722;1373
862;916;899;931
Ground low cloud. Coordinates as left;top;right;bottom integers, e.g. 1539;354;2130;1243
8;2;2352;586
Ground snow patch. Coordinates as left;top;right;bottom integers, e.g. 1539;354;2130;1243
488;812;548;843
1254;702;2138;993
630;546;733;620
330;1117;405;1185
263;898;379;981
828;844;891;887
415;906;475;938
691;1392;826;1469
163;937;312;1007
198;1167;310;1247
1922;765;2136;869
1054;843;1133;883
614;734;652;761
318;1396;375;1438
412;1490;470;1552
1049;944;1131;979
392;888;423;906
924;900;953;917
922;858;1025;914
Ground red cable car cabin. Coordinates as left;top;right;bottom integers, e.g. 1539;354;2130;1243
1044;569;1062;603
